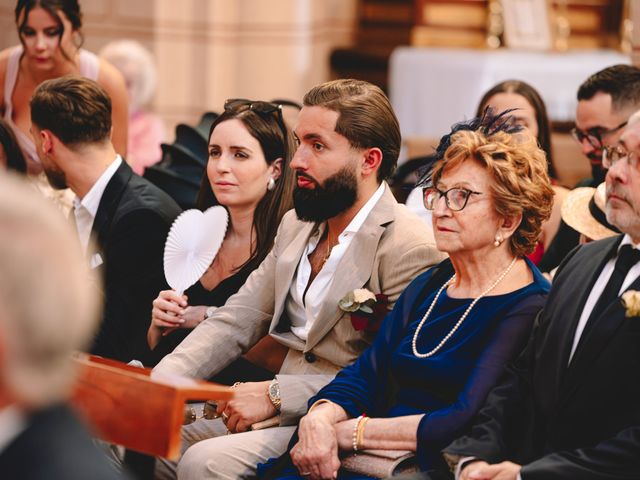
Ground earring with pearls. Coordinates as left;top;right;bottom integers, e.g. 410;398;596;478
267;177;276;191
494;234;503;247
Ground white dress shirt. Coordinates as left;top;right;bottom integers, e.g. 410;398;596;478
569;235;640;363
0;405;26;456
73;156;122;253
287;183;386;341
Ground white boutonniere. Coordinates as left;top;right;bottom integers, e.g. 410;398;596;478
338;288;389;332
622;290;640;318
339;288;377;313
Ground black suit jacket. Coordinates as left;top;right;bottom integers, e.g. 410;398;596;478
89;161;181;362
445;235;640;479
0;404;128;480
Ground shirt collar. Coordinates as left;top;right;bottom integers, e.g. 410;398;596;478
74;156;122;217
309;182;386;245
341;182;386;238
618;234;640;251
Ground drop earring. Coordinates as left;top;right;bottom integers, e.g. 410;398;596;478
267;177;276;191
494;234;503;247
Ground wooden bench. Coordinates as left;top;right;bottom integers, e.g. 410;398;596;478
71;354;233;460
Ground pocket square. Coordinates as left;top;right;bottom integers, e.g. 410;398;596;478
90;253;103;269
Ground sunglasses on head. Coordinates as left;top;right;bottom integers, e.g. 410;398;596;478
223;98;287;139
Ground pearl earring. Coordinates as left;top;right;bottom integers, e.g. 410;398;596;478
494;234;503;247
267;177;276;191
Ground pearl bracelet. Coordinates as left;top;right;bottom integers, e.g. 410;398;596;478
352;414;368;453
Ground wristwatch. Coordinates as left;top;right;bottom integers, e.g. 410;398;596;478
268;378;281;412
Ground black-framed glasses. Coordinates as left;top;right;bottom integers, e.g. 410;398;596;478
570;121;628;149
602;144;639;170
224;98;287;139
423;186;482;211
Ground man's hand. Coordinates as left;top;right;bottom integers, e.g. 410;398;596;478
461;461;521;480
216;381;276;433
291;413;341;480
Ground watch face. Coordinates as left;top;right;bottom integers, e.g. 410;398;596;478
269;381;280;399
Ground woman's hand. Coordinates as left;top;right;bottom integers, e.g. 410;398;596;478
149;290;205;348
334;418;357;451
291;412;341;480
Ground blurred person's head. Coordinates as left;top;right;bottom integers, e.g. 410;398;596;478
15;0;84;68
30;76;113;190
604;110;640;243
0;119;27;173
420;110;554;259
0;172;99;409
477;80;555;179
291;79;400;222
99;39;157;114
197;99;295;272
575;64;640;183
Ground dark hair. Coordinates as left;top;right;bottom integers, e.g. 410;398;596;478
577;64;640;112
31;76;112;147
476;80;556;180
303;79;401;182
196;103;295;273
15;0;84;60
0;119;27;173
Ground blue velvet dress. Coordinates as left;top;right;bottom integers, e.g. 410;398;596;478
258;258;550;479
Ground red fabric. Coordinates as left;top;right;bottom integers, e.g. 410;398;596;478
527;241;545;265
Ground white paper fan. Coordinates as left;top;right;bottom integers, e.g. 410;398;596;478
163;206;229;295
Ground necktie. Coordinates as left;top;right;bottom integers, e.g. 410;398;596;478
588;244;640;323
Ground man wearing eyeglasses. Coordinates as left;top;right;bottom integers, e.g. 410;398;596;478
539;64;640;273
153;79;445;479
437;113;640;480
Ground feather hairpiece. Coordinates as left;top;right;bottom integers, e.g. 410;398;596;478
416;107;524;187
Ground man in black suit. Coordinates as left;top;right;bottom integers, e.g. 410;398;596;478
442;112;640;479
30;76;181;362
0;173;127;479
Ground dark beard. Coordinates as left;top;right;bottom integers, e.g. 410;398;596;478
43;165;67;190
293;166;358;222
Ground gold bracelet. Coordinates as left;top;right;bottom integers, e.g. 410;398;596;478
356;416;369;451
308;399;337;412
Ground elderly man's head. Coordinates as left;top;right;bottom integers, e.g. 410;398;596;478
0;173;100;409
605;111;640;242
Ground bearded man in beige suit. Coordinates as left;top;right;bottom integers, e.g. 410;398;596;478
153;79;445;479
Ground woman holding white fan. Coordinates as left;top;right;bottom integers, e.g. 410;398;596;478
146;99;295;382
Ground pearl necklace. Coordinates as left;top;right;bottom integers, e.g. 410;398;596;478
412;257;518;358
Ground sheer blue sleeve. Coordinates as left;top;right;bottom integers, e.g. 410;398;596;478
415;293;547;464
308;271;434;418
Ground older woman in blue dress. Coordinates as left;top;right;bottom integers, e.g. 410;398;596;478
261;110;555;479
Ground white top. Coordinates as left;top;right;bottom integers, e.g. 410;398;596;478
287;182;386;341
0;405;26;456
3;45;100;168
569;235;640;363
73;156;122;253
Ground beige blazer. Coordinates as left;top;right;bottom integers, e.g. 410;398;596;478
154;185;445;424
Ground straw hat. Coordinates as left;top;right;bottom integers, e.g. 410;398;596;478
561;182;619;241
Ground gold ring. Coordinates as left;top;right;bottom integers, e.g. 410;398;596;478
221;411;229;423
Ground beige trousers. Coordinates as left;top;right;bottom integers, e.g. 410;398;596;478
155;412;296;480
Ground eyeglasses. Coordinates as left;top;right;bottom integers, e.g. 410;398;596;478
570;121;628;149
602;144;639;170
423;186;482;212
224;98;287;139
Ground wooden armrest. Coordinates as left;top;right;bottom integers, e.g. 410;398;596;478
71;354;233;460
